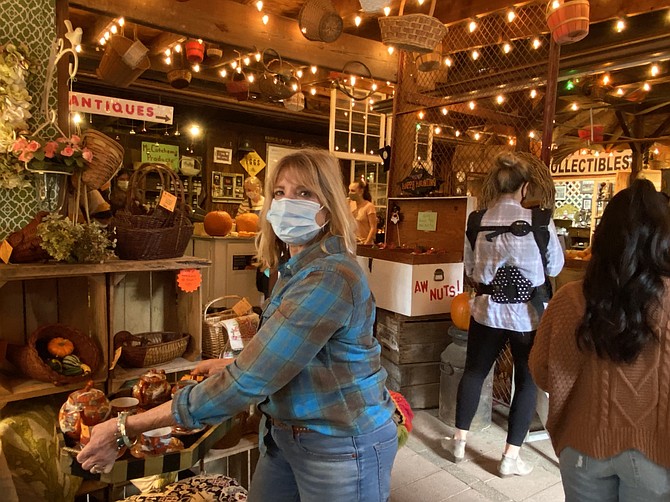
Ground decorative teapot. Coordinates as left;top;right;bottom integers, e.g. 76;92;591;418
58;380;111;441
132;369;172;408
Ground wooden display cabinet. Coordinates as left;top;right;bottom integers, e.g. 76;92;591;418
0;258;209;409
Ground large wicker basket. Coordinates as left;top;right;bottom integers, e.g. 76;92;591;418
112;164;193;260
6;324;102;385
81;129;125;190
298;0;343;43
378;0;447;54
114;331;190;368
202;296;258;359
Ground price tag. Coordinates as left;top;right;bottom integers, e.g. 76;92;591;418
109;346;123;370
0;240;12;264
232;297;252;317
177;269;202;292
158;191;177;212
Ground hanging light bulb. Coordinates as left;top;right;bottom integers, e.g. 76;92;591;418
388;46;394;54
434;127;441;134
529;131;536;138
292;83;298;91
192;63;200;72
441;108;448;115
471;50;479;60
118;17;125;26
174;44;182;53
418;111;425;119
444;56;452;67
503;43;511;54
350;75;356;86
615;18;625;32
616;87;624;96
355;16;361;27
99;37;106;45
72;113;82;124
310;87;317;95
530;89;537;98
231;61;238;69
602;74;610;85
164;48;171;57
256;1;263;11
571;102;579;111
141;121;147;133
474;132;481;140
165;56;171;65
651;64;659;77
532;38;541;49
468;19;477;33
383;6;391;16
243;56;250;66
174;123;180;136
297;69;304;78
506;10;515;22
247;74;255;83
262;14;269;25
310;65;318;74
110;25;118;34
643;82;651;91
219;69;227;78
468;101;476;110
455;130;461;137
255;52;261;62
75;45;81;53
496;95;504;105
508;137;515;146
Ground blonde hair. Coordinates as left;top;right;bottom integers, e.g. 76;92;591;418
256;149;357;269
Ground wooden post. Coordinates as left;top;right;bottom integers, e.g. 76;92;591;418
541;38;561;167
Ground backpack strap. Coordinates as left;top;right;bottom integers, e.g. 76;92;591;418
466;209;487;250
531;207;552;268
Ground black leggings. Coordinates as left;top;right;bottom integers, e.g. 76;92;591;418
455;318;537;446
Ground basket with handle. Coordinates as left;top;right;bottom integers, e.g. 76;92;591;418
202;295;259;359
378;0;447;54
81;129;125;190
114;331;190;368
259;48;300;101
298;0;343;43
112;163;193;260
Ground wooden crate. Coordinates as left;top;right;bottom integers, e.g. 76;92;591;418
376;308;451;409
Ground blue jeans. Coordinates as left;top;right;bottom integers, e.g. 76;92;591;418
248;419;398;502
560;447;670;502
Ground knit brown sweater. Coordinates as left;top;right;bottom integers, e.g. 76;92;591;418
529;280;670;469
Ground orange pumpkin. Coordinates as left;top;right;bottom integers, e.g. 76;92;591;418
204;211;233;236
47;337;74;357
235;213;259;233
450;292;472;331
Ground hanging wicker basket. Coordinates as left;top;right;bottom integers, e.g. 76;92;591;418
299;0;343;43
284;92;305;112
546;0;590;45
96;35;151;88
226;71;250;101
259;48;299;101
378;0;447;54
81;129;125;190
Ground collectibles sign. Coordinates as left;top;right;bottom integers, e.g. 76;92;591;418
69;92;174;124
550;150;632;176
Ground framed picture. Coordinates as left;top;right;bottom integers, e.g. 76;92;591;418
213;147;232;164
582;198;592;210
580;180;594;194
555;184;566;201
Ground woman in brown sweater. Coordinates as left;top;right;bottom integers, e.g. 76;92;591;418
529;178;670;501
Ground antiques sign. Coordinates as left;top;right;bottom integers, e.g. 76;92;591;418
69;92;174;124
399;166;442;195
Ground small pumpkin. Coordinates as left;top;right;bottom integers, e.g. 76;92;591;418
203;211;233;237
47;337;74;357
450;292;472;331
235;212;259;233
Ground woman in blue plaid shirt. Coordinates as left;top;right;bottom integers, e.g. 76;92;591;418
78;149;397;501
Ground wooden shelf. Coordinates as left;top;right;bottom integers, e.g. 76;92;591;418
205;434;258;461
0;372;106;407
109;357;202;394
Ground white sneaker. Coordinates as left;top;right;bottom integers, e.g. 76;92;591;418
441;438;466;463
498;454;534;477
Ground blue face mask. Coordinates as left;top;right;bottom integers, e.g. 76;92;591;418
266;198;325;245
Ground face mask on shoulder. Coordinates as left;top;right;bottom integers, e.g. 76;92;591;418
265;198;326;245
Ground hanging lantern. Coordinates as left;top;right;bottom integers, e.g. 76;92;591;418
546;0;590;45
184;39;205;63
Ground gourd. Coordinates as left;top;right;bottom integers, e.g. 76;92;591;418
47;336;74;357
204;211;233;236
450;292;472;331
235;213;259;233
62;354;85;376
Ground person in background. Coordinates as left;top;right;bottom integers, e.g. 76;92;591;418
348;179;377;244
443;152;564;477
76;149;397;502
108;169;131;215
529;179;670;501
236;175;265;216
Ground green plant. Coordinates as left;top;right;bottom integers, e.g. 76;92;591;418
37;214;115;263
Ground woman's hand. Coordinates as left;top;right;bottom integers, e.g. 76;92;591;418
76;418;119;474
191;357;235;378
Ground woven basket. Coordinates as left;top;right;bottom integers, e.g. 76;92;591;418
81;129;125;190
96;35;151;88
259;49;299;101
114;331;190;368
299;0;343;43
5;211;51;263
546;0;590;45
359;0;387;13
378;0;447;54
202;296;258;359
112;164;193;260
6;324;102;385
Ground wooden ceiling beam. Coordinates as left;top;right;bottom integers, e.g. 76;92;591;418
70;0;398;82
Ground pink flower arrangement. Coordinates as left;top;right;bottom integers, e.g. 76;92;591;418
11;134;93;174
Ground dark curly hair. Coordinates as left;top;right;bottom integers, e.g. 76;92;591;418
578;178;670;363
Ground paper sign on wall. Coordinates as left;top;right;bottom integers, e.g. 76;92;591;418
417;211;437;231
141;142;180;171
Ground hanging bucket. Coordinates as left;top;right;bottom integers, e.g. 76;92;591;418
185;39;205;63
284;92;305;112
96;36;151;88
226;72;250;101
546;0;590;45
168;69;192;89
